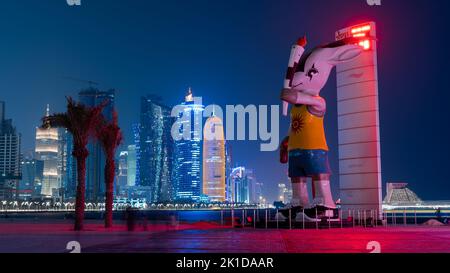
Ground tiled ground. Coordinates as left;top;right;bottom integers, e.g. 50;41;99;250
0;220;449;253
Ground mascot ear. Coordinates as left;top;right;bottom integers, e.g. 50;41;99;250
328;45;362;65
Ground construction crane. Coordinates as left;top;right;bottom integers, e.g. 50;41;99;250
62;76;99;88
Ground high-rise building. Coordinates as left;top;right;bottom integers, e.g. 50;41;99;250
228;166;257;204
245;168;260;204
132;123;140;186
173;88;204;202
139;95;175;202
0;101;4;123
277;183;291;204
224;142;233;202
19;151;44;199
62;132;77;201
0;101;21;200
18;157;43;200
78;88;115;202
285;186;292;204
126;145;136;187
202;115;225;202
35;105;66;200
117;150;128;189
277;183;286;203
232;167;247;204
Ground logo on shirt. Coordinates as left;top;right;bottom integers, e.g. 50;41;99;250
291;113;304;134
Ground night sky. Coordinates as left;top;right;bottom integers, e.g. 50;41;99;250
1;0;449;202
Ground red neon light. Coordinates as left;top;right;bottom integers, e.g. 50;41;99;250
352;33;366;38
349;24;372;50
358;40;371;50
351;25;371;34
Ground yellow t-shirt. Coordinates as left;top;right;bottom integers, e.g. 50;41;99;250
288;105;328;151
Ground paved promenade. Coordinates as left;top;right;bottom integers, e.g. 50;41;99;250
0;219;449;253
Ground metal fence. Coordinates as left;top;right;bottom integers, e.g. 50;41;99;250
214;208;449;229
1;202;448;228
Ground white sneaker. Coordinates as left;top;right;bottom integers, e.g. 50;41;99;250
311;197;336;209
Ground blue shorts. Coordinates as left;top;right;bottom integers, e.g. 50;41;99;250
288;149;331;177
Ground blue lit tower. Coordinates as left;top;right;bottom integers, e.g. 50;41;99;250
78;88;115;202
173;88;204;202
132;123;140;187
126;144;137;187
139;95;175;202
62;131;77;200
19;156;41;200
225;141;233;202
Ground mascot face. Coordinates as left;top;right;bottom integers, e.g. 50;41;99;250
291;44;363;97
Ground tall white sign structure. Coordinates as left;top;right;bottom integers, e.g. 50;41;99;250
335;22;382;215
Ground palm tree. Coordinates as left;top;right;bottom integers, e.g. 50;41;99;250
42;97;105;231
96;111;123;228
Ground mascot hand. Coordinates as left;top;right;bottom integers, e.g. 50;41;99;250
280;136;289;164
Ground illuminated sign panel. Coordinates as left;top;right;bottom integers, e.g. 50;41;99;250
335;22;382;215
336;23;375;51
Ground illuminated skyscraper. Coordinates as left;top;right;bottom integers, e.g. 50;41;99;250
132;123;140;186
0;101;21;200
278;183;287;203
127;144;137;187
246;168;261;204
117;150;128;190
19;157;43;200
277;183;291;204
139;95;175;202
224;142;233;202
79;88;114;202
229;167;246;203
173;88;204;202
35;105;65;199
62;132;77;200
228;166;259;204
202;115;225;202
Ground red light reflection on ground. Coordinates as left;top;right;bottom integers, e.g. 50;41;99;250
0;220;449;253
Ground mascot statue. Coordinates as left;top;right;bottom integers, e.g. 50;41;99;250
279;36;363;219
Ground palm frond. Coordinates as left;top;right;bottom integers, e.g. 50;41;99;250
63;96;107;145
41;113;71;130
96;110;123;156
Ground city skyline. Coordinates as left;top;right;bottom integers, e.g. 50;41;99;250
1;0;450;202
1;94;267;204
1;0;450;258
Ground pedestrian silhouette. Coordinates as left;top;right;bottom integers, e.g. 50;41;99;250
125;206;136;231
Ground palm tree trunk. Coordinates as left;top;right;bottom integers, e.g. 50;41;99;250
74;149;88;231
105;158;115;228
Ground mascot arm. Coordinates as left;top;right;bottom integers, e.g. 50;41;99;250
280;89;326;116
280;136;289;164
